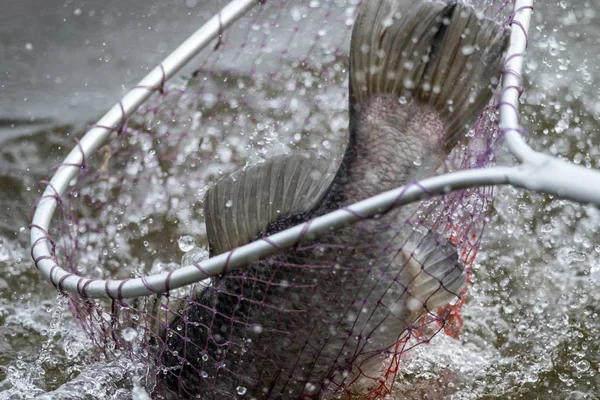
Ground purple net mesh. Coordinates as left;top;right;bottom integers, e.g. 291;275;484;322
33;1;518;398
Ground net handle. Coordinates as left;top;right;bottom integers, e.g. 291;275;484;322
29;0;598;299
498;1;600;204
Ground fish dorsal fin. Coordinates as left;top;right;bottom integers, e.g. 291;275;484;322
204;151;332;256
349;0;510;151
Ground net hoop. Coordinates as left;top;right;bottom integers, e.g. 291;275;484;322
30;0;599;300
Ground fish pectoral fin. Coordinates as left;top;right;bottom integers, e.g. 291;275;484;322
400;230;467;313
204;151;333;256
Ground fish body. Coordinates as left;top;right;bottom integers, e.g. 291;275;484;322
159;0;509;398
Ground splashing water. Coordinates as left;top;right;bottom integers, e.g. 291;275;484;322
2;0;600;399
41;0;506;397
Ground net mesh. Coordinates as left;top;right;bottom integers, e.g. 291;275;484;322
33;1;517;398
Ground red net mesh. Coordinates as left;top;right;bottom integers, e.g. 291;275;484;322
34;1;516;398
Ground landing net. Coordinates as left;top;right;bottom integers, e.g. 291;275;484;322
31;1;528;398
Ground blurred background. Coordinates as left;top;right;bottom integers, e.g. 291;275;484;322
0;0;229;139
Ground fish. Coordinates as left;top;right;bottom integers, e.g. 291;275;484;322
157;0;509;398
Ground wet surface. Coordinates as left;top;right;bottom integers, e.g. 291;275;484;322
1;0;600;399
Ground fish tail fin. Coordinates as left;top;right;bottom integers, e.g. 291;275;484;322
349;0;510;150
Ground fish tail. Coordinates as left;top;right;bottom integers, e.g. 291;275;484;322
349;0;510;151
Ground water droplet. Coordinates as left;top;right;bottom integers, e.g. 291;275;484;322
575;359;590;372
225;200;233;208
236;386;247;395
461;45;475;55
181;247;210;270
252;324;263;334
178;236;196;252
304;382;317;393
121;327;138;342
290;6;303;22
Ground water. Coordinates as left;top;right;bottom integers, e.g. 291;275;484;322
0;0;228;138
1;1;600;398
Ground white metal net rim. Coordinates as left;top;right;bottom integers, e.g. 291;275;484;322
29;0;596;300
